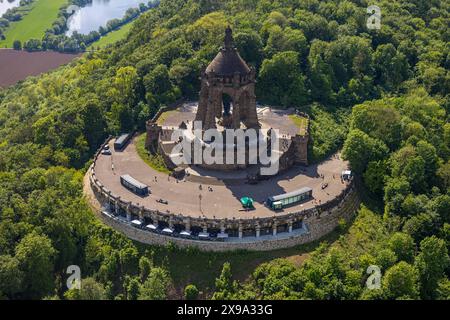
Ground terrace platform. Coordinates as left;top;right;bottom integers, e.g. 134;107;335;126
93;136;349;220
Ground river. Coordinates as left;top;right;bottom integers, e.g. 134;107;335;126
66;0;150;36
0;0;21;18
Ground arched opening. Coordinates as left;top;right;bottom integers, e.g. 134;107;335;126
173;223;185;233
219;93;234;128
143;216;155;226
260;226;271;236
190;226;203;237
292;220;303;230
243;228;256;237
158;220;169;230
277;223;288;234
223;93;233;116
226;228;239;237
207;227;221;238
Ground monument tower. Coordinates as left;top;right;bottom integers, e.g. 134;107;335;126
146;26;309;172
195;27;260;130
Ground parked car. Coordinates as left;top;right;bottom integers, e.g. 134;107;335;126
101;149;112;155
157;198;168;205
321;183;329;190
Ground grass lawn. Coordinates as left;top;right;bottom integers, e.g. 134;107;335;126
289;114;309;136
156;109;176;125
88;22;133;49
0;0;68;48
135;133;171;174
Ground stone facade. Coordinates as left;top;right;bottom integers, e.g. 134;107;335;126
145;98;185;151
195;27;259;130
145;122;161;152
96;197;357;251
291;134;309;165
144;29;310;173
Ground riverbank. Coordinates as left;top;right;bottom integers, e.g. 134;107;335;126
88;19;134;49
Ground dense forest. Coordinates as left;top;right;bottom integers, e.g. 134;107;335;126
0;0;448;300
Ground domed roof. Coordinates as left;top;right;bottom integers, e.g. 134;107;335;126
205;27;251;76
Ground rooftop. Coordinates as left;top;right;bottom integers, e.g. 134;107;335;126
205;27;251;76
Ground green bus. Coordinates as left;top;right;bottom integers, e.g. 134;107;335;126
267;187;312;210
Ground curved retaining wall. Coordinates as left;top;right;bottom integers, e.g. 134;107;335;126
87;137;360;251
94;190;359;251
87;138;360;251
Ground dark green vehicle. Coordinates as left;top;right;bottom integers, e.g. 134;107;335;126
240;197;254;209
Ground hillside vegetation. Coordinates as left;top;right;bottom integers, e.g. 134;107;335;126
88;22;134;49
0;0;448;300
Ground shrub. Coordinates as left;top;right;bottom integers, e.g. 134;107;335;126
184;284;199;300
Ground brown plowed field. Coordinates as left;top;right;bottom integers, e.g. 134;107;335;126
0;49;80;88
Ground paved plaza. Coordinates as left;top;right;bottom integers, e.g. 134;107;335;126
94;137;349;220
159;103;304;138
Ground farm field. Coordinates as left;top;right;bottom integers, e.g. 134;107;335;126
0;49;79;88
0;0;68;48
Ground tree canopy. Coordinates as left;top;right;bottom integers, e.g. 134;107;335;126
0;0;448;300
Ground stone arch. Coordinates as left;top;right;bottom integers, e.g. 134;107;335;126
219;92;235;128
222;92;233;117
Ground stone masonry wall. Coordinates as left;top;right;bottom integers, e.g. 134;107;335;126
89;164;360;252
87;136;360;252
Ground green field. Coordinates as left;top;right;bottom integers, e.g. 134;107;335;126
135;133;172;174
289;114;309;136
0;0;68;48
88;22;133;49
